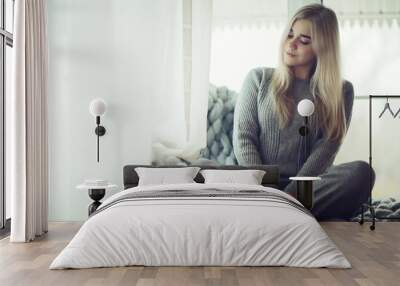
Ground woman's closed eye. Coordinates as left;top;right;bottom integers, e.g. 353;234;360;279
287;34;311;45
299;37;311;45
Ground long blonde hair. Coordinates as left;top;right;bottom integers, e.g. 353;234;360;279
269;4;346;143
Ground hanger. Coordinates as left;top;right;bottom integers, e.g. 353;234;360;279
378;97;395;118
394;106;400;118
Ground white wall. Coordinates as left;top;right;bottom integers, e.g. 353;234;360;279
47;0;169;221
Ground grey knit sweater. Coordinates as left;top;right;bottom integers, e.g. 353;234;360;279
233;67;354;194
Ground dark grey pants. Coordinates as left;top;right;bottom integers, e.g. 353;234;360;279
281;160;375;220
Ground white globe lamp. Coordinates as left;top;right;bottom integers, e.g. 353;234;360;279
297;99;315;117
89;98;107;162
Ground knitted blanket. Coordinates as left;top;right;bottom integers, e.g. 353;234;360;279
199;84;238;165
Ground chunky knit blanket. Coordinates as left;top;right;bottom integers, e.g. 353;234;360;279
199;84;238;165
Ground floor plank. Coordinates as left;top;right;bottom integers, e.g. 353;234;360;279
0;222;399;286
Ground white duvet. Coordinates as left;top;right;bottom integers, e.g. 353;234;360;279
50;183;351;269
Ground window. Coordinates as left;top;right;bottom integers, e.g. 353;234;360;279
329;0;400;207
210;0;288;91
208;0;400;215
1;0;14;232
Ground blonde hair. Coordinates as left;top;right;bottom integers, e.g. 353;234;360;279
269;4;346;143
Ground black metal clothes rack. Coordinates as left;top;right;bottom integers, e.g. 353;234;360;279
359;95;400;230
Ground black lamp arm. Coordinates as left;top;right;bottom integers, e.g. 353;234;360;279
94;116;106;162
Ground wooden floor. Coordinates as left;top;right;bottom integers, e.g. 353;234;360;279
0;222;399;286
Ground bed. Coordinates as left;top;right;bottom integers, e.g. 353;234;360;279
50;165;351;269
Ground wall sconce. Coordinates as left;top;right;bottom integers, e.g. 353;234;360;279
297;99;315;139
297;99;315;169
294;99;318;210
89;98;107;162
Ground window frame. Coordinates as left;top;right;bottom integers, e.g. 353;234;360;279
0;0;13;233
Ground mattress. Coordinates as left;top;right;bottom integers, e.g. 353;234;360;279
50;183;351;269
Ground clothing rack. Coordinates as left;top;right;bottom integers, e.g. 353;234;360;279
359;95;400;230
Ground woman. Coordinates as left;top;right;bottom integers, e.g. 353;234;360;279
233;4;375;220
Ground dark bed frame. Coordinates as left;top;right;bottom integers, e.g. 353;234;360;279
123;165;280;190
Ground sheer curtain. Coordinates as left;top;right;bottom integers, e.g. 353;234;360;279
326;0;400;202
210;0;288;91
151;0;212;164
324;0;400;95
9;0;48;242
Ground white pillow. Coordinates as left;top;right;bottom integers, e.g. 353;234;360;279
200;169;266;185
135;167;201;186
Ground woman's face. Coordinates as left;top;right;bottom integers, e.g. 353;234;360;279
283;19;316;69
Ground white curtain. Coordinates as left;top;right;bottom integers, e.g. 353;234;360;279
323;0;400;95
188;0;212;151
9;0;48;242
151;0;212;164
210;0;288;91
324;0;400;25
